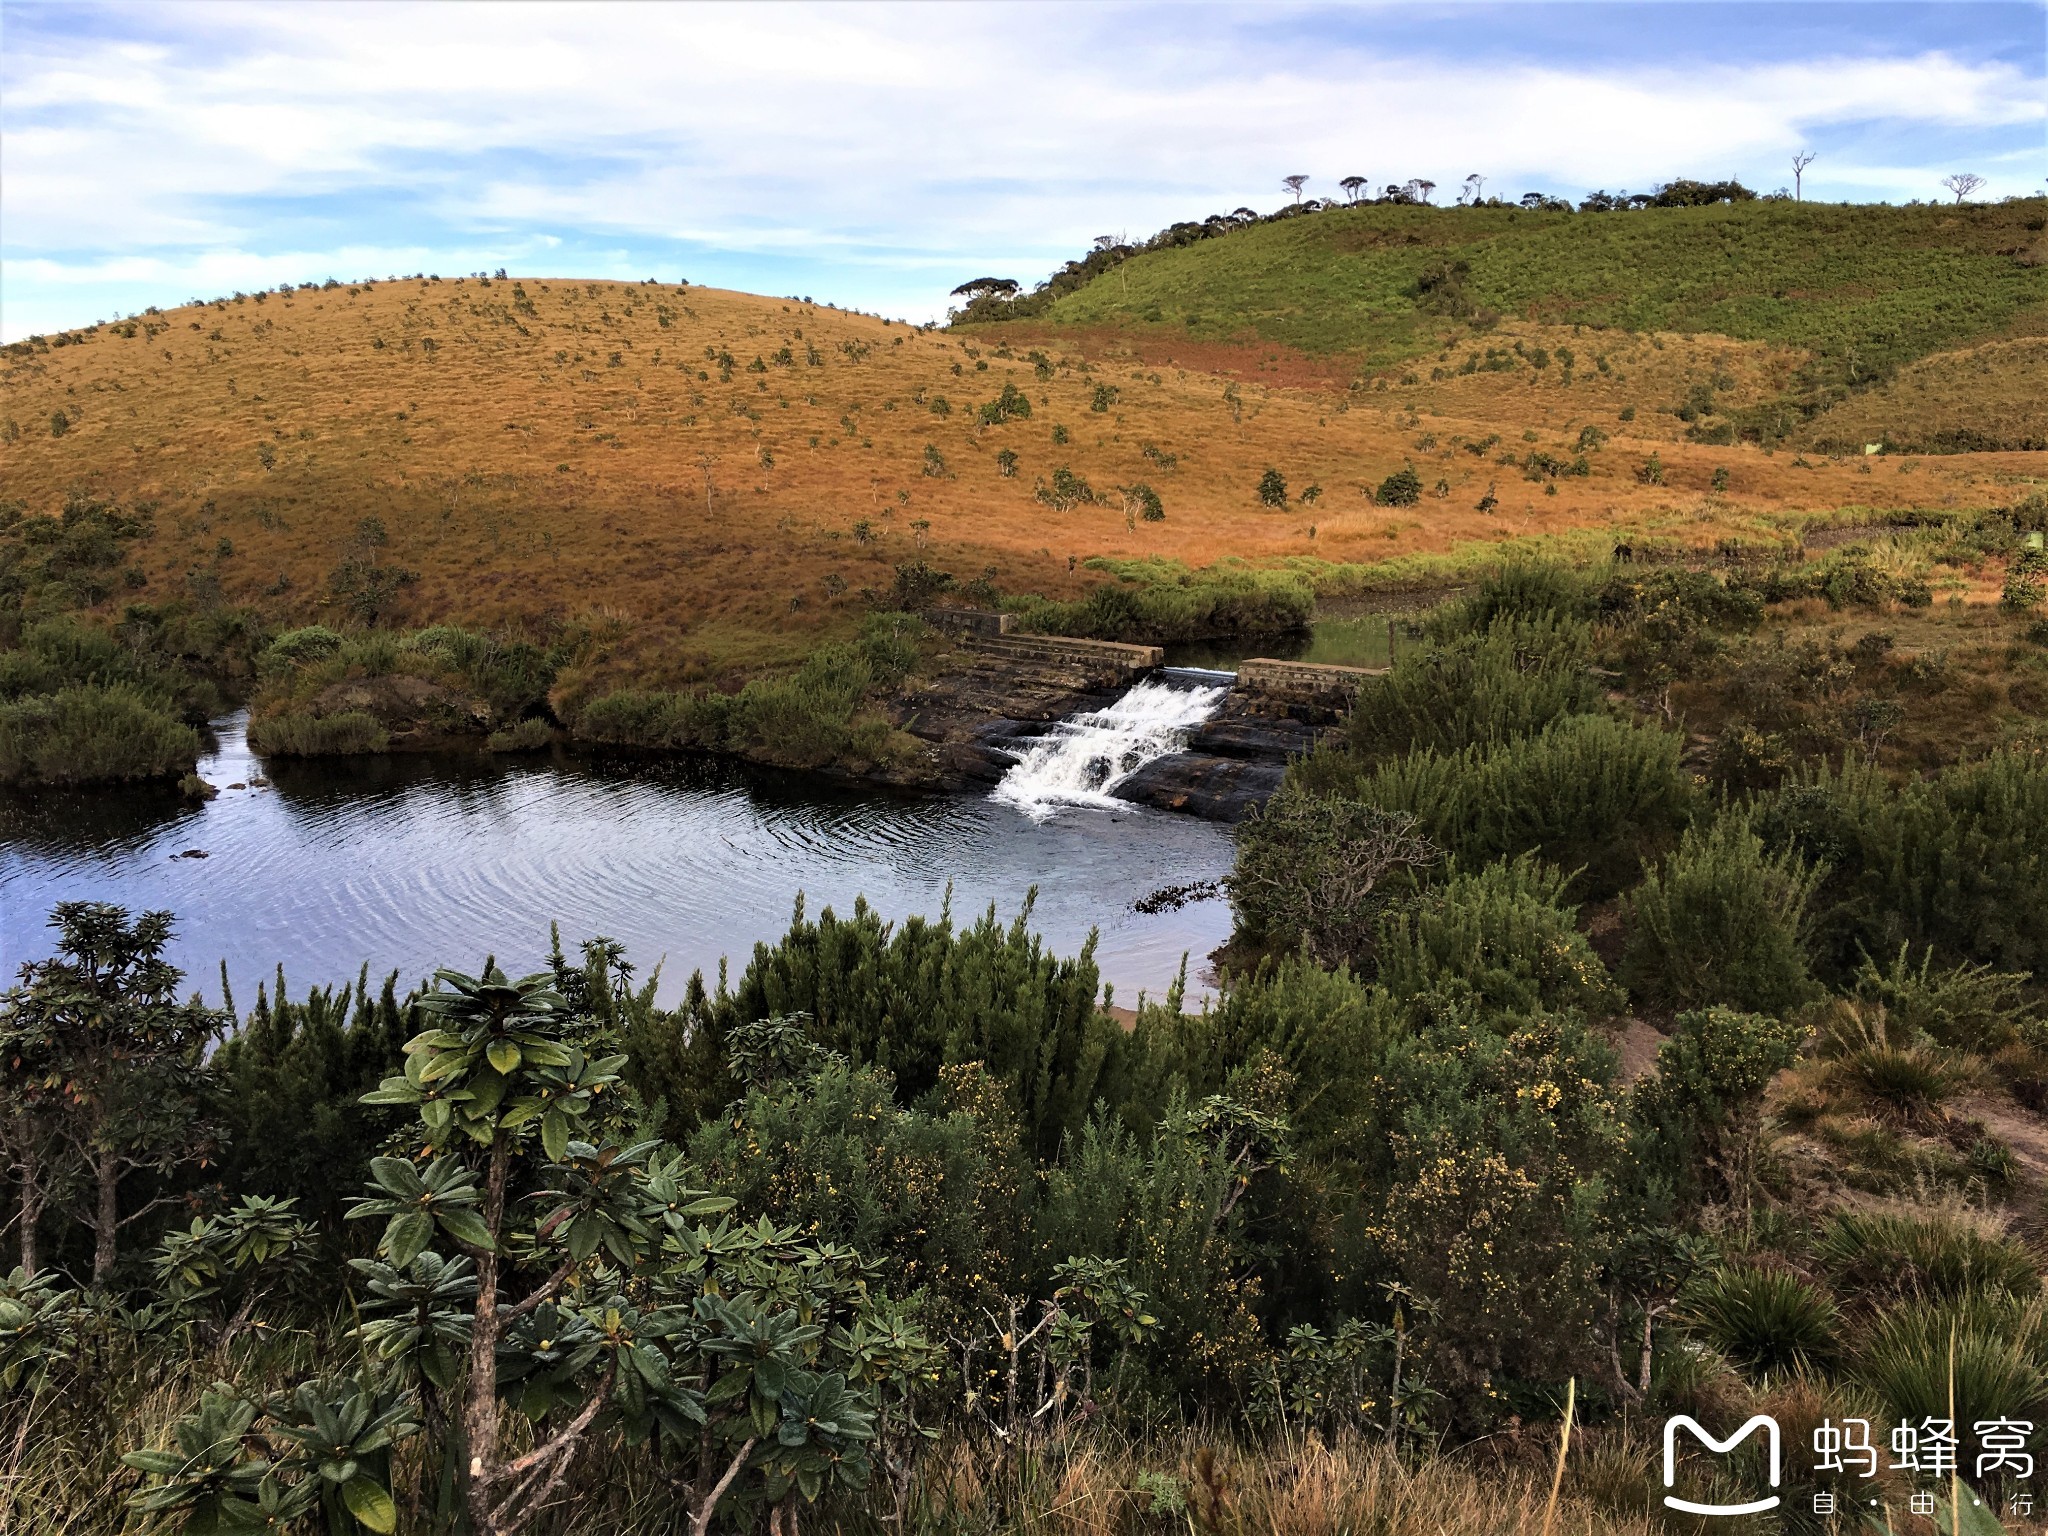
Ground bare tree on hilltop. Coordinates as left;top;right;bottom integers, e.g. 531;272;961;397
1791;150;1816;201
1282;174;1309;203
1942;172;1985;203
1407;178;1437;204
1463;172;1485;205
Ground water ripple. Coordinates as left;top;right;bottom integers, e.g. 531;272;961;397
2;714;1234;1008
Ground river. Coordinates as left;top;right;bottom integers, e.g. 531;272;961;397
1;706;1238;1011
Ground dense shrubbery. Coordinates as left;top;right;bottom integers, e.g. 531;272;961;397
1621;815;1820;1016
0;495;266;783
1756;748;2048;978
577;615;924;771
0;681;201;784
1340;712;1692;900
6;553;2044;1535
1343;613;1596;762
1010;559;1313;643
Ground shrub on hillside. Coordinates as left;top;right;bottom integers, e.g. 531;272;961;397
1369;1013;1628;1394
1256;468;1288;507
1622;815;1820;1016
1814;1208;2039;1308
1756;749;2048;977
1350;712;1692;900
0;682;199;784
1631;1006;1809;1211
1231;789;1438;967
1680;1265;1838;1380
1346;614;1597;761
1377;855;1621;1019
1376;466;1423;506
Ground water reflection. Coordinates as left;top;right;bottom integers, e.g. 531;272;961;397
1;715;1235;1008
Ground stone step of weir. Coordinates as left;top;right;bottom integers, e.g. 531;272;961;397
966;633;1166;676
1237;658;1389;696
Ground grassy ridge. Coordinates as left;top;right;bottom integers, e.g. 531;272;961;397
1007;201;2048;387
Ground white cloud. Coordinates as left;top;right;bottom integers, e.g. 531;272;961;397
3;1;2042;337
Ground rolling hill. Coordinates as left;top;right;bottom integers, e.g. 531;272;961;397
963;198;2048;449
3;202;2044;766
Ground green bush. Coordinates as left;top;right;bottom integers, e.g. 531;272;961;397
1631;1006;1809;1210
1229;789;1437;967
1350;712;1691;900
0;682;199;784
1439;560;1605;634
1346;615;1596;762
1376;466;1422;506
485;717;552;752
1012;561;1313;643
1849;945;2040;1052
246;710;388;757
690;1056;1023;1320
1370;1013;1629;1394
575;618;922;770
1621;815;1820;1015
258;625;345;678
1854;1296;2048;1431
1376;855;1620;1019
1756;749;2048;977
633;895;1123;1160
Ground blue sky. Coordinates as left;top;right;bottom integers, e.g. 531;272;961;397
2;1;2042;340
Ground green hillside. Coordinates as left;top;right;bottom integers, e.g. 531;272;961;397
976;200;2048;397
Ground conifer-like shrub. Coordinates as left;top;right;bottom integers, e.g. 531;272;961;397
0;681;199;784
1352;712;1691;900
1346;614;1596;762
1756;749;2048;976
1622;814;1820;1015
1378;854;1621;1018
246;709;388;757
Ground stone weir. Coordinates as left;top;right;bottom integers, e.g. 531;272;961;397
895;609;1383;823
1114;658;1385;821
890;620;1167;790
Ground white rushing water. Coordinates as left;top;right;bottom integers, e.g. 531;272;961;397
992;678;1228;822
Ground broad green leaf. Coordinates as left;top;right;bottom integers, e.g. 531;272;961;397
385;1211;433;1267
368;1157;425;1199
486;1039;522;1075
341;1473;399;1534
541;1110;570;1164
435;1209;495;1253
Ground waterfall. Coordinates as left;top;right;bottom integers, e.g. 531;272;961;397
993;678;1227;822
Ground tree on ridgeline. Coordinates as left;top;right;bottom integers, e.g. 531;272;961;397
1942;172;1985;203
1282;174;1309;204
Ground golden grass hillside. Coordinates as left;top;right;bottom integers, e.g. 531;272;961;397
3;274;2040;686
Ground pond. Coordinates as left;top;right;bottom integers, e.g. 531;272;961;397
1;711;1238;1011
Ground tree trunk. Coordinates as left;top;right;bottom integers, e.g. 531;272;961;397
15;1150;40;1278
465;1134;511;1536
91;1148;119;1285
